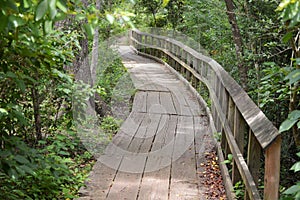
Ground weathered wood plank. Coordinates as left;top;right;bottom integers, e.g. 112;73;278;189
160;92;177;115
169;116;199;199
138;115;177;200
147;91;161;114
78;112;145;199
132;91;147;113
264;136;281;200
107;113;161;199
183;89;205;116
171;89;192;116
232;107;245;185
247;130;261;186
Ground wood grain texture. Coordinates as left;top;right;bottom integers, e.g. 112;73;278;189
130;29;281;200
79;46;209;200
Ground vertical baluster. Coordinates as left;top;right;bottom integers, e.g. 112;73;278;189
264;136;281;200
245;130;261;200
232;108;245;185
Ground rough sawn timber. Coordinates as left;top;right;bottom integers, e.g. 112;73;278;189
78;46;214;200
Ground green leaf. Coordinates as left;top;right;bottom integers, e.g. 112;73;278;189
0;12;8;31
0;108;8;115
291;162;300;172
56;0;68;13
23;0;30;8
5;0;18;11
14;155;29;164
15;166;26;176
8;168;18;180
284;185;300;195
276;0;292;12
279;110;300;133
44;20;53;34
35;0;48;21
83;23;94;39
122;16;130;22
75;14;86;21
15;79;26;92
282;32;293;43
106;14;115;24
289;110;300;120
58;151;70;156
0;108;8;120
54;12;67;21
285;69;300;85
162;0;170;7
280;118;298;133
8;15;26;28
19;165;36;175
62;88;71;94
49;0;57;19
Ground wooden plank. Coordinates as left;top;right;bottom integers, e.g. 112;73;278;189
79;112;145;199
171;89;192;116
232;107;245;185
183;89;205;116
160;92;177;115
264;136;281;200
147;91;161;114
100;112;145;172
247;130;261;186
107;113;161;199
138;115;177;200
132;91;147;112
169;115;199;199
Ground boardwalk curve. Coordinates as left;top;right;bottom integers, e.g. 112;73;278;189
78;46;216;199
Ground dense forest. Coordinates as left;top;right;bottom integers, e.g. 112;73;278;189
0;0;299;199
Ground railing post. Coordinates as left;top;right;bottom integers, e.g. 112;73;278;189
232;108;244;185
245;130;261;200
264;136;281;200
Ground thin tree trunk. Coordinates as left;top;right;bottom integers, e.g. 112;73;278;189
32;86;42;140
289;31;300;146
224;0;248;90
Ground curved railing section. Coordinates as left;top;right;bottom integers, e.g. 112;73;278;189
129;29;281;200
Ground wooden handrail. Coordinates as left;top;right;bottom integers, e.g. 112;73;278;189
129;29;281;200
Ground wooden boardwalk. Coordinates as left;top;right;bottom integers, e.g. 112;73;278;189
78;46;215;200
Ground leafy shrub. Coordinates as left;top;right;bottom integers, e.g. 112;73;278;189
100;116;122;139
0;132;94;200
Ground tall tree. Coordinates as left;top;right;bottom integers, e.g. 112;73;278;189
224;0;248;90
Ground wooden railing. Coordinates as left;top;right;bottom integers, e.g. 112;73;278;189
129;29;281;200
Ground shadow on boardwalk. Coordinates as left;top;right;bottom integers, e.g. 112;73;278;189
78;46;222;200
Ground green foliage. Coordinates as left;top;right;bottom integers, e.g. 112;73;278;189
97;54;128;103
100;116;122;139
277;0;300;28
233;181;245;199
0;133;94;199
280;110;300;133
281;153;300;200
165;0;184;30
257;62;289;109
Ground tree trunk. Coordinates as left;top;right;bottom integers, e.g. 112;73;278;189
32;86;42;140
224;0;248;90
289;31;300;146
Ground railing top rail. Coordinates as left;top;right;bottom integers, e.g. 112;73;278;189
131;29;280;149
